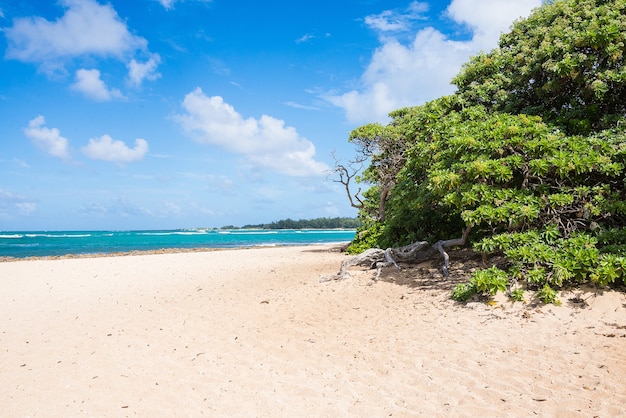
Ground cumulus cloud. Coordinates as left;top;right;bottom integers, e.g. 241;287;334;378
127;54;162;87
327;0;541;124
23;115;71;159
446;0;540;49
327;28;472;123
4;0;147;72
175;88;330;177
82;135;149;163
71;68;124;101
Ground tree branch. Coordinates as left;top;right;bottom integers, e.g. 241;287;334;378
329;151;365;209
322;228;471;282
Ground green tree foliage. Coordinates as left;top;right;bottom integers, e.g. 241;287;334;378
345;0;626;303
453;0;626;134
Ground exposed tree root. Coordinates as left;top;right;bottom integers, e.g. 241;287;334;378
321;227;471;282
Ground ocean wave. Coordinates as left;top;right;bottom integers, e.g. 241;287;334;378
229;231;279;235
138;231;206;236
0;243;40;247
0;234;24;239
23;233;92;238
293;230;356;234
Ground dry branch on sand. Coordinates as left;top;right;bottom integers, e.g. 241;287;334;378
322;227;471;282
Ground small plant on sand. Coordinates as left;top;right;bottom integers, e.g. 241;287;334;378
537;284;561;306
451;283;477;302
470;267;508;296
452;266;508;302
509;288;525;302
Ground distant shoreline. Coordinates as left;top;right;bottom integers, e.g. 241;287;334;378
0;242;350;263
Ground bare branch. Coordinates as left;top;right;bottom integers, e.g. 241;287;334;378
329;151;365;209
435;226;472;276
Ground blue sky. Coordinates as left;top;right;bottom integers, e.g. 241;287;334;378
0;0;541;231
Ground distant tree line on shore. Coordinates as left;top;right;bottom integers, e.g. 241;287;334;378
222;217;361;230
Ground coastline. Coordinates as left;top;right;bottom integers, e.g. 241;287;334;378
0;228;356;260
0;241;351;263
1;245;625;416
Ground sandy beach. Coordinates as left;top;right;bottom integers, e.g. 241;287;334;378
1;245;625;417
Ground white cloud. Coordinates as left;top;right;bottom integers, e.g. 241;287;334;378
79;197;152;217
295;32;331;44
23;115;71;159
127;54;162;87
328;0;541;124
446;0;541;49
284;101;320;111
364;1;429;33
327;28;472;123
296;34;315;44
163;201;182;215
0;190;37;216
82;135;149;163
175;88;330;177
71;68;124;101
158;0;176;9
4;0;147;73
156;0;213;10
0;158;30;169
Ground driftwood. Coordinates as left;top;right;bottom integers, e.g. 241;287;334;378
321;227;471;282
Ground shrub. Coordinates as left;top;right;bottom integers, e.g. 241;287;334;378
451;283;478;302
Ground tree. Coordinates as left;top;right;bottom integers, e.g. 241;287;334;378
453;0;626;134
336;0;626;302
333;122;411;223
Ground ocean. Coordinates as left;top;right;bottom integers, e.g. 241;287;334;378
0;229;357;259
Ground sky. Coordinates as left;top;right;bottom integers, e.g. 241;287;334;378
0;0;541;231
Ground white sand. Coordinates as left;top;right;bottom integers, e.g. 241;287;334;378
1;245;625;417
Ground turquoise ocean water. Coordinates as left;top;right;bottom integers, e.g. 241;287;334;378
0;229;356;259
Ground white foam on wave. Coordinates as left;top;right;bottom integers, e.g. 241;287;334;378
230;231;278;235
138;231;207;236
23;233;91;238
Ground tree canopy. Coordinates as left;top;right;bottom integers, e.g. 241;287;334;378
453;0;626;134
342;0;626;303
